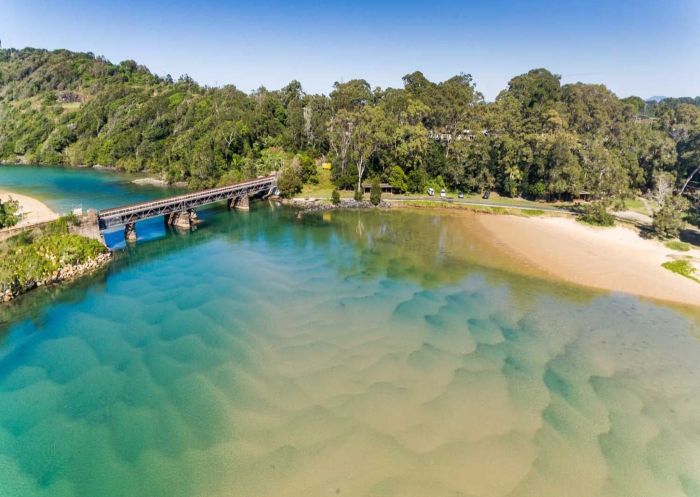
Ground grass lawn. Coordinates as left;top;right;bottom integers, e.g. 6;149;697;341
300;169;347;198
299;167;573;212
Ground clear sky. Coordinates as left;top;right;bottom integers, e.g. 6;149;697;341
1;0;698;100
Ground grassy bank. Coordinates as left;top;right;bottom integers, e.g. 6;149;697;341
1;216;108;294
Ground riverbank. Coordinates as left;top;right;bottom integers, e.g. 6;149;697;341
289;195;700;307
0;190;59;227
2;251;112;303
478;214;700;307
0;210;111;303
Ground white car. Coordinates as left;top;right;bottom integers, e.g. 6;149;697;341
427;188;435;196
440;189;446;197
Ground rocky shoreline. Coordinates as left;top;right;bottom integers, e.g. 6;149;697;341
280;197;392;212
2;252;112;303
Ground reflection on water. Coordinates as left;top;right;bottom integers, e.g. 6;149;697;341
1;205;699;497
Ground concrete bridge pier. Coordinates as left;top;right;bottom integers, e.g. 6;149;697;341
124;223;137;242
227;196;250;211
166;209;199;229
233;195;250;211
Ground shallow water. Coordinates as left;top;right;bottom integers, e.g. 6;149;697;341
1;167;700;497
0;164;175;213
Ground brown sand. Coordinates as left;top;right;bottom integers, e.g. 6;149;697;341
477;214;700;307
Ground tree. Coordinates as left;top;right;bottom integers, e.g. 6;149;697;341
330;79;372;111
351;106;389;191
652;195;689;238
331;188;340;205
276;161;303;198
580;200;615;226
407;169;427;193
388;165;408;193
678;130;700;195
651;171;675;206
327;109;356;179
0;197;20;228
370;177;381;206
354;186;364;202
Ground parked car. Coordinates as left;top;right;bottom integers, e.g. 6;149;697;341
458;192;464;199
427;188;435;196
482;190;490;199
440;189;446;198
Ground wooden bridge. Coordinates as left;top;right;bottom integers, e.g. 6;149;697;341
97;174;277;241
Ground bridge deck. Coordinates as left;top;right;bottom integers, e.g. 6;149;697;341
98;174;277;230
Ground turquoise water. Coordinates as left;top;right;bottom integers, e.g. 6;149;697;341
0;164;176;213
1;166;700;497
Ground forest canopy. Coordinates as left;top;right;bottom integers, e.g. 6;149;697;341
0;47;698;218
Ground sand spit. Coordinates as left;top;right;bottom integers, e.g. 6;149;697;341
0;190;59;228
478;214;700;307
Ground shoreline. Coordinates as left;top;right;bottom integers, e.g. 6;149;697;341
4;188;700;308
288;197;700;308
0;190;59;228
476;213;700;308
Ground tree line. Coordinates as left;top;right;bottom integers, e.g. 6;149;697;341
0;47;698;230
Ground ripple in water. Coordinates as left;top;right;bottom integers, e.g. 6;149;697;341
0;207;699;497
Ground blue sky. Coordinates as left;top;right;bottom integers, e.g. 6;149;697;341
1;0;698;100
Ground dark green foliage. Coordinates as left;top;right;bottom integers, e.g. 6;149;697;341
388;166;408;193
370;177;381;206
0;46;698;224
407;169;427;194
354;187;363;202
276;162;303;198
580;201;615;226
331;188;340;205
0;197;20;228
653;195;689;238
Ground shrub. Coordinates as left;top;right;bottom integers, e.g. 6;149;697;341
0;232;107;291
388;166;408;193
276;162;303;198
580;201;615;226
528;181;547;199
331;188;340;205
297;153;318;184
652;195;689;239
354;186;363;202
0;198;21;228
370;177;381;206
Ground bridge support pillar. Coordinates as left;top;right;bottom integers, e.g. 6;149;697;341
124;223;137;242
233;196;250;211
167;210;199;229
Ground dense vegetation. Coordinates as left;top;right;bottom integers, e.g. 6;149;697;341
0;216;107;291
1;47;698;227
0;197;20;228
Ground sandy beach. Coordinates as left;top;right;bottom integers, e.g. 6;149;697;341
478;214;700;307
0;190;58;228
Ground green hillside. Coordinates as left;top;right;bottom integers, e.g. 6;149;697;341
0;47;698;212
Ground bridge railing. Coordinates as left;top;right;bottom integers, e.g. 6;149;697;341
98;174;276;218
